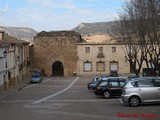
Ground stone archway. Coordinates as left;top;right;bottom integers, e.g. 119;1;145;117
52;61;64;76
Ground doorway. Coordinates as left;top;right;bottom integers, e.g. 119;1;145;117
52;61;64;76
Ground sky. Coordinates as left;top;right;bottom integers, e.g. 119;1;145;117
0;0;126;31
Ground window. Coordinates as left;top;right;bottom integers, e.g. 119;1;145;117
112;47;116;53
5;61;7;68
131;82;138;87
119;78;126;87
110;61;118;71
84;61;92;72
137;80;154;87
109;81;119;87
85;47;90;53
119;81;125;87
99;81;108;87
96;61;105;72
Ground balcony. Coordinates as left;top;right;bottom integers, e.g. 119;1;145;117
97;52;104;58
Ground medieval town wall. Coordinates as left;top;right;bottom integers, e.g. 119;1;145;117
33;31;82;76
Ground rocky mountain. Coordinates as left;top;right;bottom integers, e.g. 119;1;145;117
73;21;116;43
73;21;115;36
0;21;116;43
0;26;38;42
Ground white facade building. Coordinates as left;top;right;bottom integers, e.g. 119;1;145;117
0;30;30;91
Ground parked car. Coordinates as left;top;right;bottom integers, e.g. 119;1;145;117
110;71;118;77
87;76;108;90
128;73;139;80
88;76;101;90
95;77;127;98
30;72;42;83
121;77;160;107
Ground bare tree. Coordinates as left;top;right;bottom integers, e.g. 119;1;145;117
109;0;160;75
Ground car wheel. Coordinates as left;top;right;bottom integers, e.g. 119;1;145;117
104;91;110;99
129;96;140;107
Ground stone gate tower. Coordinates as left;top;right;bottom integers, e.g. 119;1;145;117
32;31;83;76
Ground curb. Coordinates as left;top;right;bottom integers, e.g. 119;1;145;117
0;78;30;99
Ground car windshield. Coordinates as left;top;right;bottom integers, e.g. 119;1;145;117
92;77;100;82
99;81;108;86
32;74;40;78
101;77;108;80
93;80;100;83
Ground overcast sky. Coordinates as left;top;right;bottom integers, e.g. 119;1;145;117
0;0;126;31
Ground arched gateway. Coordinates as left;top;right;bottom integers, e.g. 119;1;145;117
52;61;64;76
33;31;82;76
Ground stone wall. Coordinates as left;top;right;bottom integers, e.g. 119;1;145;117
33;31;83;76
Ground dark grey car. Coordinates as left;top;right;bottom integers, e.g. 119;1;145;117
121;77;160;107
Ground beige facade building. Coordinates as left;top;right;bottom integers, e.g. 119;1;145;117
77;43;130;76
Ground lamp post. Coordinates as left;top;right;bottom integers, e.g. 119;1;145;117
0;50;7;59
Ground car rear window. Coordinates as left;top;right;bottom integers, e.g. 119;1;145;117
109;81;119;87
119;81;125;87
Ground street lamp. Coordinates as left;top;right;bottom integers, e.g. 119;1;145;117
0;50;7;59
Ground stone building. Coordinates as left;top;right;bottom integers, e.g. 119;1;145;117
32;30;149;77
77;43;130;76
32;31;83;77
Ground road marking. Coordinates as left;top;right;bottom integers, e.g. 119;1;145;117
22;84;37;90
118;98;124;103
42;77;54;83
32;77;80;104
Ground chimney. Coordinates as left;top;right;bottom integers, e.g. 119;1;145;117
0;30;5;40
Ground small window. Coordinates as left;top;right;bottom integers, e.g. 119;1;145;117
137;80;154;87
85;47;90;53
112;47;116;53
84;61;92;72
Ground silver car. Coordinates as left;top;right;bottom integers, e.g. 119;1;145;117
121;77;160;107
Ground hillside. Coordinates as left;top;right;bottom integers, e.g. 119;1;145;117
0;26;38;42
73;21;116;43
0;21;116;43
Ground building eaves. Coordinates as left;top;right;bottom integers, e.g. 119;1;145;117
3;35;29;45
77;42;125;45
0;30;5;33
